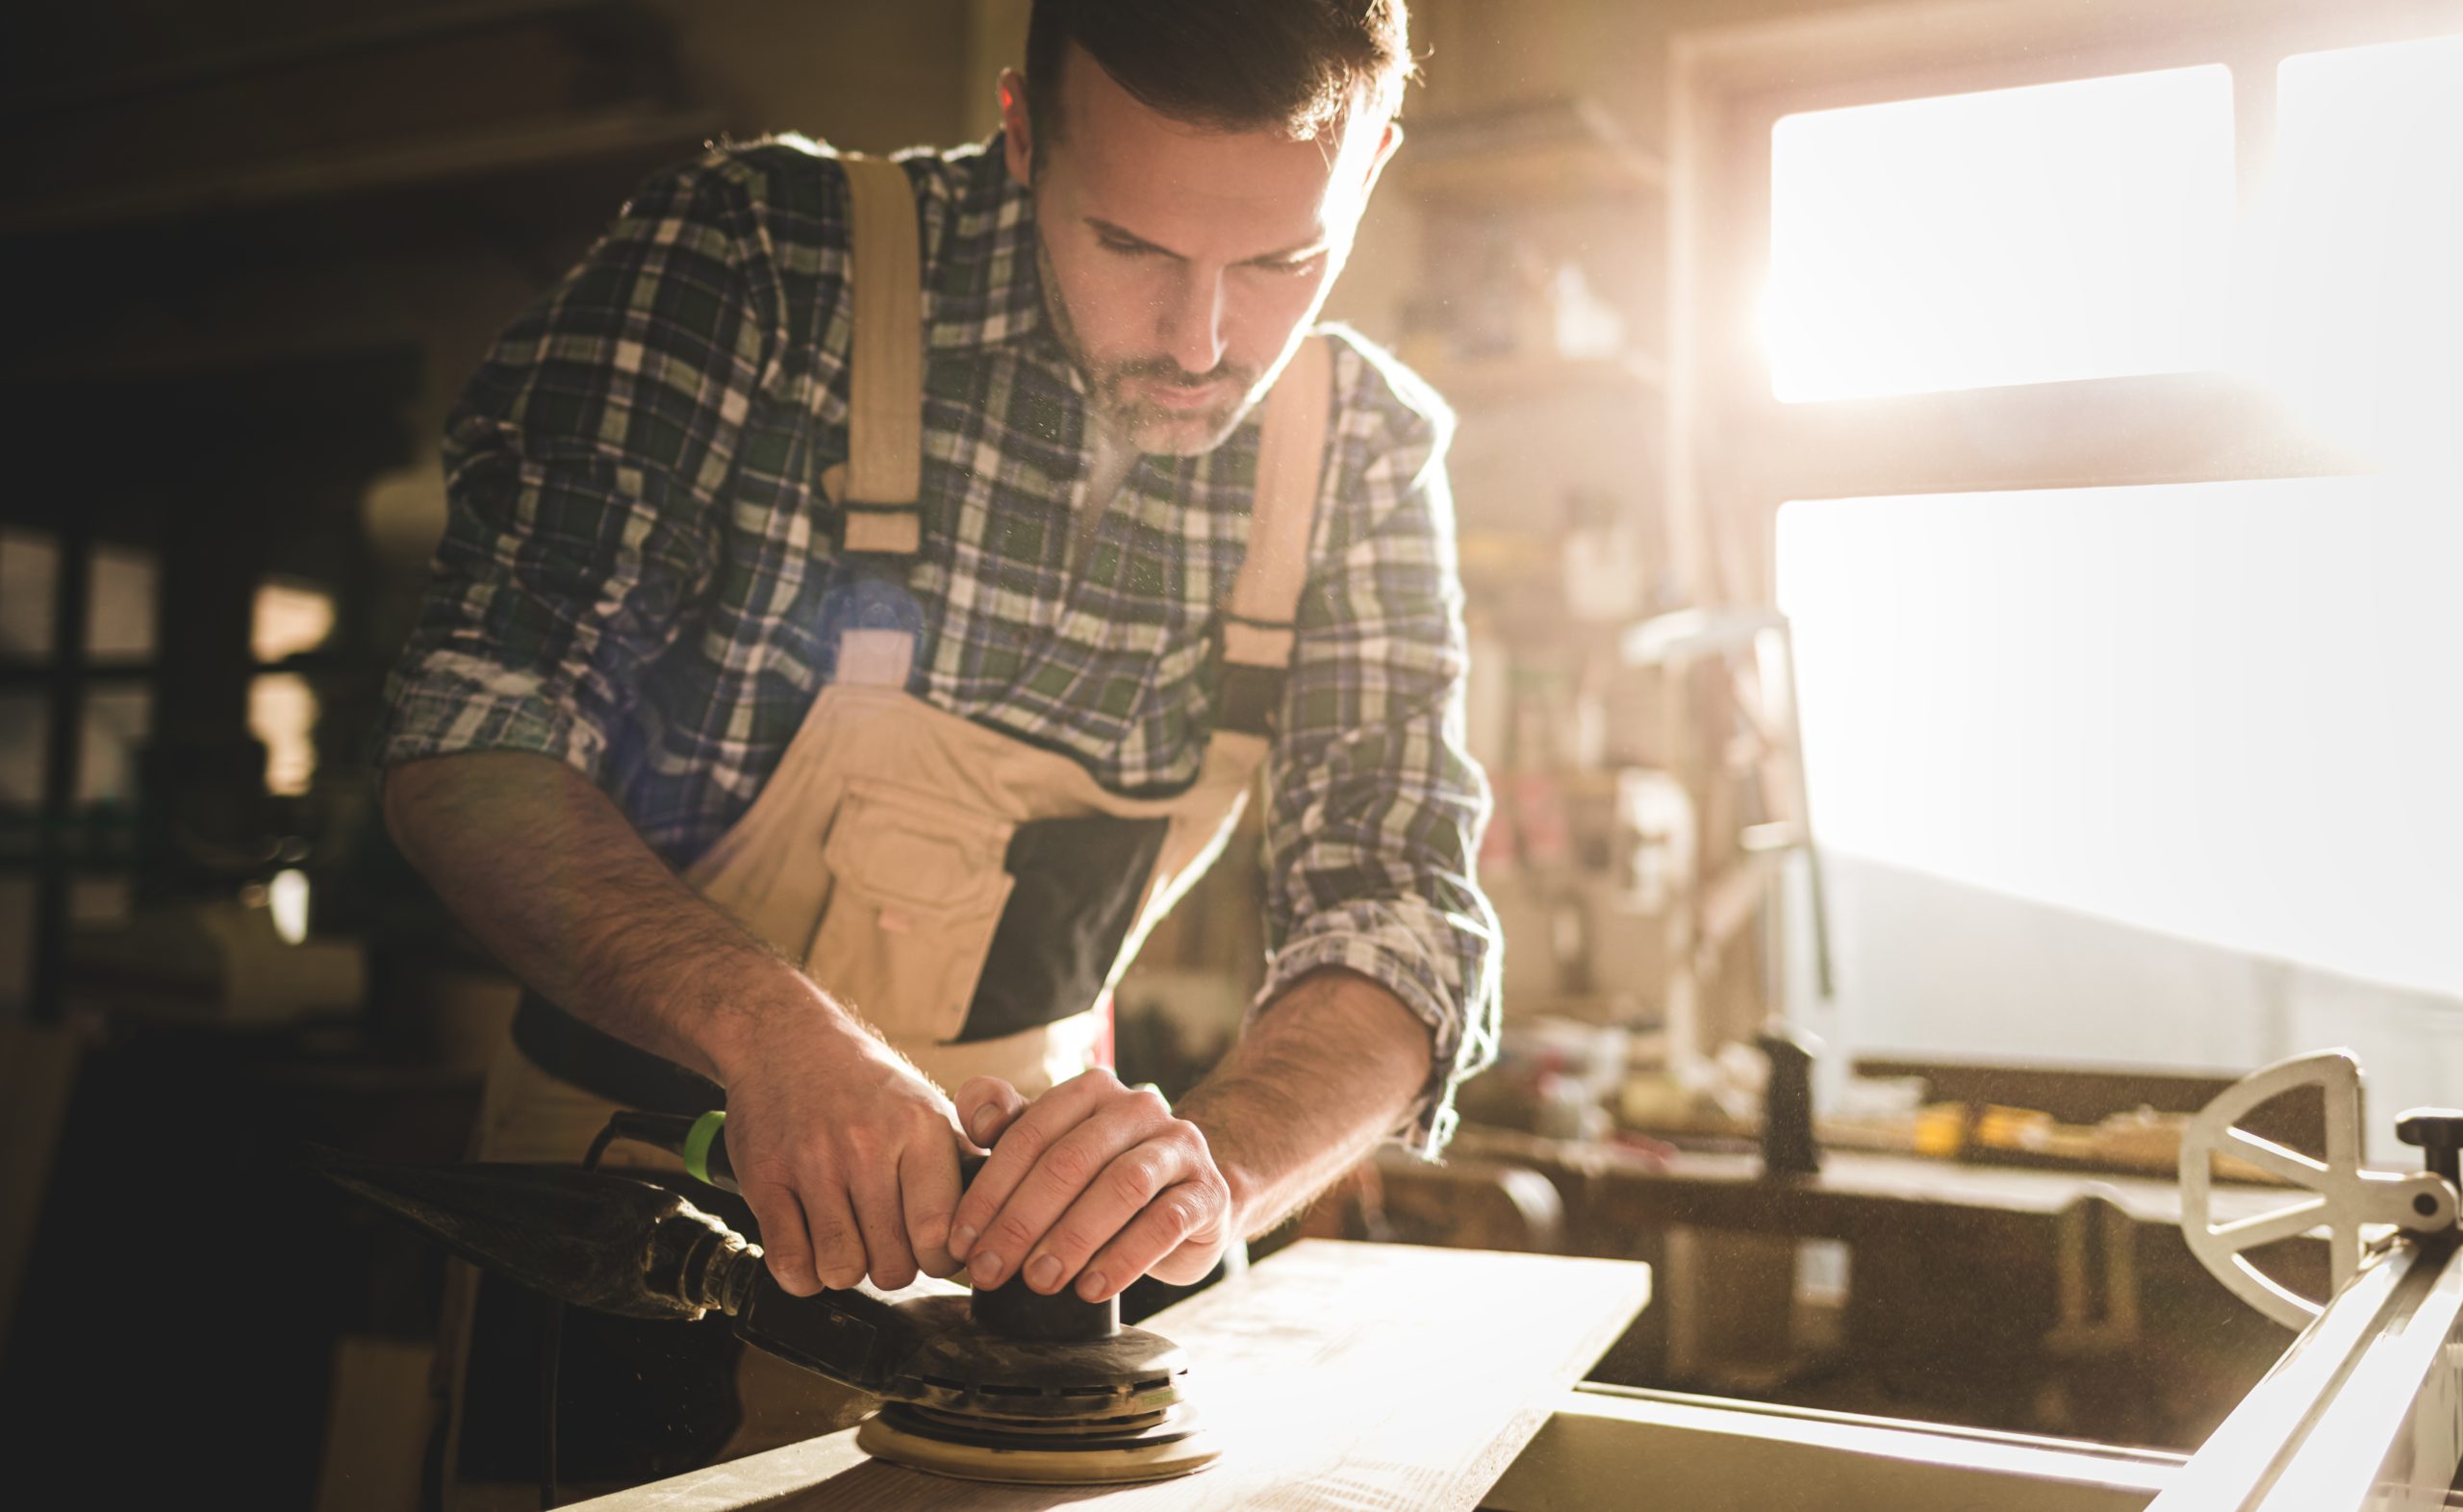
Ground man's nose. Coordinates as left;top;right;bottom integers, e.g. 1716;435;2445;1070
1158;266;1228;377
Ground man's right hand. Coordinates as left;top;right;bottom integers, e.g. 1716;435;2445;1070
381;753;979;1294
707;1000;972;1294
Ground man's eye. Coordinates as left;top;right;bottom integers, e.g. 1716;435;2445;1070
1260;256;1325;278
1100;238;1155;257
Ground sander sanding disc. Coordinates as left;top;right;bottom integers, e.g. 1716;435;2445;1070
855;1405;1220;1486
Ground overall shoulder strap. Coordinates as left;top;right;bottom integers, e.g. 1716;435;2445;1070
825;153;925;555
1217;335;1333;735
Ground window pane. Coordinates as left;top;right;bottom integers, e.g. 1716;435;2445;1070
2266;34;2463;467
252;579;336;664
1767;66;2236;401
1779;476;2463;1000
0;695;42;869
1;529;59;658
77;688;150;807
86;545;158;660
0;694;44;807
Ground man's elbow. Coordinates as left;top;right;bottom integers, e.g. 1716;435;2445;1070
381;747;597;853
378;757;446;858
378;750;508;853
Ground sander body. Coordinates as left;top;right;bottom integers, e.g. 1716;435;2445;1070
313;1131;1218;1487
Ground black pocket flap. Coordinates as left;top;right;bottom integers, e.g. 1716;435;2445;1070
962;814;1172;1045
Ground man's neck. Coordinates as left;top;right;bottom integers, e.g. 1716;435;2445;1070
1071;414;1140;573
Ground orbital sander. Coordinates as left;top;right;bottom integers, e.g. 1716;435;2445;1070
313;1111;1217;1488
853;1281;1211;1485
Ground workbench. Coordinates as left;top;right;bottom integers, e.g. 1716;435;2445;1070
563;1219;2463;1512
1402;1132;2304;1448
1449;1129;2297;1243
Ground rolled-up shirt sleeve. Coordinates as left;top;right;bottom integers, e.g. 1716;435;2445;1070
377;156;774;781
1256;370;1501;1159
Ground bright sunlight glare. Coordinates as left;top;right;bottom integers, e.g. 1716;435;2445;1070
269;868;311;945
252;581;337;664
1777;476;2463;999
249;673;320;798
1766;66;2236;402
2257;35;2463;471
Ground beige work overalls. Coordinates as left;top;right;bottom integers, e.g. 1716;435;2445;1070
443;151;1332;1496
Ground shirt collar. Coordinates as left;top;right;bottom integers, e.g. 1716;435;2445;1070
924;134;1050;354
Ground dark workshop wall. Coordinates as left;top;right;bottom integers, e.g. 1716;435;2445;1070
2;0;978;444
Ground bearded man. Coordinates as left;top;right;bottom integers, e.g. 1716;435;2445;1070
380;0;1498;1491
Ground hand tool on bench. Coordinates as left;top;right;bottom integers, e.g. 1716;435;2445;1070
312;1109;1218;1487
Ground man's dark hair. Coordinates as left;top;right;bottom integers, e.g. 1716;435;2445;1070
1024;0;1413;166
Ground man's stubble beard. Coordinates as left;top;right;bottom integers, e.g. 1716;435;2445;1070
1036;236;1263;457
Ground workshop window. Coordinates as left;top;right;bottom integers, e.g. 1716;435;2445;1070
1690;8;2463;1143
1768;32;2463;1017
1;548;344;1009
1765;65;2237;402
0;530;160;1004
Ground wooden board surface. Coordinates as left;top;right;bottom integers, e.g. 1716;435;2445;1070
571;1239;1652;1512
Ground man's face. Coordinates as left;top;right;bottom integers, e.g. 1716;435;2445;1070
1003;48;1398;455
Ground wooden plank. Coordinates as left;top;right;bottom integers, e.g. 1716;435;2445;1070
569;1239;1652;1512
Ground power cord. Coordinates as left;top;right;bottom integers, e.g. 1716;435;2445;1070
539;1119;625;1509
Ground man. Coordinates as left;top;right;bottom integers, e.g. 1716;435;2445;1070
382;0;1497;1480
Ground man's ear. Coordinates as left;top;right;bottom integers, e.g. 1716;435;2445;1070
998;67;1033;187
1371;120;1404;175
1360;118;1404;197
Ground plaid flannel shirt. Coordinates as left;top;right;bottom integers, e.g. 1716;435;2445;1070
377;136;1498;1154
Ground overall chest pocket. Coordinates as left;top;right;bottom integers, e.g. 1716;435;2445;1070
807;779;1015;1044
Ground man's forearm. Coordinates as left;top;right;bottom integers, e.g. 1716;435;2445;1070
1175;966;1436;1238
381;750;829;1082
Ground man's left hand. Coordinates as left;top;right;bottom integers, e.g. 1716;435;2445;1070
946;1069;1237;1301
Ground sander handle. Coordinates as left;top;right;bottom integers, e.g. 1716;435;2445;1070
595;1109;741;1191
599;1109;998;1198
597;1109;1114;1341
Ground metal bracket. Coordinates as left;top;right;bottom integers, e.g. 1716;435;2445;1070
2177;1049;2455;1329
